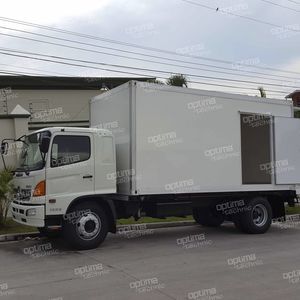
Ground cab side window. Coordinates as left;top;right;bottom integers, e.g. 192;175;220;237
51;135;91;168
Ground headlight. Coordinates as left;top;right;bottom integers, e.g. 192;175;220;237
26;208;37;216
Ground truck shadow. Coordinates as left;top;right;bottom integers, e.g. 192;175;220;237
1;222;298;256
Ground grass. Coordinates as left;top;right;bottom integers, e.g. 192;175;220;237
1;204;299;235
285;205;300;215
0;218;38;235
117;215;194;225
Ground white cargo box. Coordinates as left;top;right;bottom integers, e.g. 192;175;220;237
91;81;298;196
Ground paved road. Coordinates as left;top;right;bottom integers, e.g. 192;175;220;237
0;222;300;300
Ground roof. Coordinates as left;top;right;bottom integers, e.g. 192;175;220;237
93;80;291;106
0;105;31;119
33;126;113;136
10;105;30;115
0;76;155;90
286;90;300;98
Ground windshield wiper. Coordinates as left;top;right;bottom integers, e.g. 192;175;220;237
15;164;30;176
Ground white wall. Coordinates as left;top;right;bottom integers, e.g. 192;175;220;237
5;89;104;128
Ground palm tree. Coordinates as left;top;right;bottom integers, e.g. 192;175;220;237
166;74;188;87
258;86;266;98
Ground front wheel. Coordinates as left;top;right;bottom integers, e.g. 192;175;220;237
193;207;224;227
63;202;108;250
235;197;272;234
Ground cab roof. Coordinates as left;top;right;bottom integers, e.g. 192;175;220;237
31;127;113;136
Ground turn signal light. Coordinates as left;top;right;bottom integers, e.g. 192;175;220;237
33;180;46;197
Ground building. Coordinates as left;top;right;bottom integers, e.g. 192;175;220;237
286;90;300;118
0;76;153;131
286;90;300;107
0;75;154;170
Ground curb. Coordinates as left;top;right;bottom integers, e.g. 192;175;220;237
285;214;300;221
0;220;196;242
1;214;299;242
0;232;40;242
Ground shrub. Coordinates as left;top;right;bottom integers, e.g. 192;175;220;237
0;169;14;226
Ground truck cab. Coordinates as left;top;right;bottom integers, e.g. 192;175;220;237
9;127;116;247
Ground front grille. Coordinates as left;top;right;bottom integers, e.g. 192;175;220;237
13;188;31;201
12;207;25;215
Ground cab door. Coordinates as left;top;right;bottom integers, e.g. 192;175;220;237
45;132;94;216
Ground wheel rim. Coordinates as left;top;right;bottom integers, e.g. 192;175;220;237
76;212;101;240
252;204;268;227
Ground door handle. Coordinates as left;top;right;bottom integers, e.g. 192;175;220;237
83;175;93;179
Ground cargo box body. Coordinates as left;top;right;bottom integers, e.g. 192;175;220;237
91;81;295;196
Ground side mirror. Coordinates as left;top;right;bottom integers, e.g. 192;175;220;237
39;137;50;154
0;141;8;155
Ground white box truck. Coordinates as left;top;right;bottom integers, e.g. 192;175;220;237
3;81;300;249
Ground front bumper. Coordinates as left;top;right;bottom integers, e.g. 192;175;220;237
11;202;45;227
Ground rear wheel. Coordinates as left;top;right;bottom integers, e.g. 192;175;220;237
193;207;224;227
63;202;108;250
235;197;272;234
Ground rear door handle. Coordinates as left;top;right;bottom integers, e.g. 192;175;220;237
83;175;93;179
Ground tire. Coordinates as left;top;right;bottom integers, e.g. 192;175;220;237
62;202;108;250
236;197;272;234
193;207;224;227
38;227;61;238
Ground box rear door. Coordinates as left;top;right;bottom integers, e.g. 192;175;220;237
274;117;300;184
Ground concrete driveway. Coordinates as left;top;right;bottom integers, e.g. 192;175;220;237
0;222;300;300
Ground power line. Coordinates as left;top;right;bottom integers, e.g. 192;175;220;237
0;25;299;83
180;0;300;34
0;70;26;76
0;63;74;77
0;16;299;76
0;70;53;76
1;32;298;85
0;50;290;95
286;0;300;4
0;47;298;90
259;0;300;12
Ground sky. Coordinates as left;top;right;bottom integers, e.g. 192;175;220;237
0;0;299;98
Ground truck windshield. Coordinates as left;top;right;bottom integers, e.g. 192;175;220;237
16;132;46;172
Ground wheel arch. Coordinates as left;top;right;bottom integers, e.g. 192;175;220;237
65;195;117;233
266;195;286;220
243;194;288;220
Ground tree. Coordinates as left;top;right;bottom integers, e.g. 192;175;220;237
147;79;165;85
166;74;188;87
0;169;14;226
294;110;300;118
258;86;266;98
